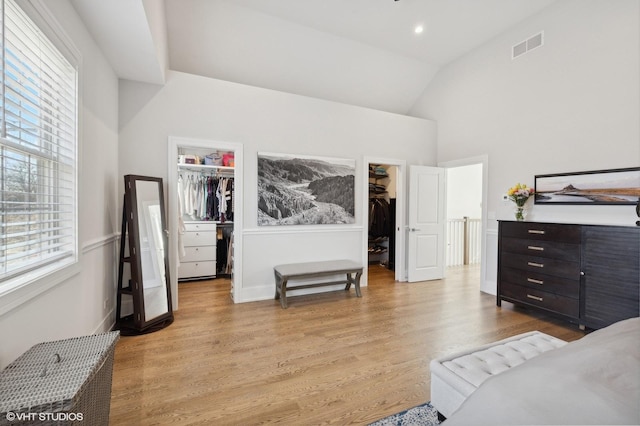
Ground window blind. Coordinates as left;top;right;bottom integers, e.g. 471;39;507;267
0;0;77;283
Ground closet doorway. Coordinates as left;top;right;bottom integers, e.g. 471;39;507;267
167;137;243;309
363;158;406;285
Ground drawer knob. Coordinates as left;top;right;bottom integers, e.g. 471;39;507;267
528;229;545;235
527;277;544;285
527;245;544;251
527;261;544;268
527;294;543;302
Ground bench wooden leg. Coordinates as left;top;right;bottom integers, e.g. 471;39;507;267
354;271;362;297
280;279;288;309
344;271;363;297
274;271;289;309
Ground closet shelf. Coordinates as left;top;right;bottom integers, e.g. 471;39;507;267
369;171;389;179
178;163;234;174
368;236;388;243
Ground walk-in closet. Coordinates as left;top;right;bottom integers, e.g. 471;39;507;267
368;164;397;272
176;147;235;287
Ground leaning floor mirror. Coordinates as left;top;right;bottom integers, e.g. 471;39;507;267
116;175;173;334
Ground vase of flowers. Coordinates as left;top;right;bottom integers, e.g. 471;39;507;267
507;183;534;221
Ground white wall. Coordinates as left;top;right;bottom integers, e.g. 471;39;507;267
411;0;640;294
0;0;119;368
119;71;437;303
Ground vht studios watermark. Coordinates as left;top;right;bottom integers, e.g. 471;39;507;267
5;411;84;422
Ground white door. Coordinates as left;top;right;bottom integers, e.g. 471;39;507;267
407;166;446;282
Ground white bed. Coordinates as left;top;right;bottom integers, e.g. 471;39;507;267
444;317;640;425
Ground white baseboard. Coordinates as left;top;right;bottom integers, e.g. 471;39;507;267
236;283;358;304
94;308;116;334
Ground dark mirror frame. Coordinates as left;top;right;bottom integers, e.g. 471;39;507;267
123;175;173;332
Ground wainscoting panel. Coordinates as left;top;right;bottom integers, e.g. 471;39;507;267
240;227;364;303
482;228;498;295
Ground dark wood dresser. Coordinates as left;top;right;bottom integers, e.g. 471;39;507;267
497;220;640;329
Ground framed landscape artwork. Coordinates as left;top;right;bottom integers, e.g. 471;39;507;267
257;152;356;226
534;167;640;205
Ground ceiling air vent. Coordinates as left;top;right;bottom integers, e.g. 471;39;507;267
512;31;544;59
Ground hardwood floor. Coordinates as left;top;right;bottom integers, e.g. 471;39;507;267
109;265;584;425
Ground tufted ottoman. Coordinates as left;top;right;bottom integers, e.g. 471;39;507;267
429;331;567;418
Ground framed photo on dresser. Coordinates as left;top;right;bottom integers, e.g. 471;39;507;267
534;167;640;205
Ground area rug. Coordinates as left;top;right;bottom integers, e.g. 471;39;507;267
369;402;441;426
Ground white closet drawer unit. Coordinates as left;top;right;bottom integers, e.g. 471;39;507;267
179;221;216;280
183;231;216;247
183;245;216;262
178;261;216;279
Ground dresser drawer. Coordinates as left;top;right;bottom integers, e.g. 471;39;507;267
178;260;216;279
501;282;579;318
184;222;217;232
501;253;580;280
183;230;216;247
501;237;579;261
182;245;216;262
501;267;579;298
500;221;581;243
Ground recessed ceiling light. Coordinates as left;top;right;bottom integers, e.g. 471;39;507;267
414;25;424;34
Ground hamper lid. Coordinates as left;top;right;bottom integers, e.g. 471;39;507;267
0;331;119;413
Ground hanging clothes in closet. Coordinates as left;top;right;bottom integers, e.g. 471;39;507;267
216;225;233;276
369;198;391;238
178;172;234;222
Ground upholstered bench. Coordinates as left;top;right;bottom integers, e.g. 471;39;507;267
274;260;363;309
430;331;567;419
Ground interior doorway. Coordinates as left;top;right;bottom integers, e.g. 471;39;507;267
367;163;397;276
446;163;483;267
363;158;406;285
167;136;243;309
439;156;488;287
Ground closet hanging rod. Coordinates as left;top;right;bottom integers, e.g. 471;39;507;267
179;171;235;179
178;164;234;176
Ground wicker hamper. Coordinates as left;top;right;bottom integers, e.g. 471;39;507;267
0;331;119;426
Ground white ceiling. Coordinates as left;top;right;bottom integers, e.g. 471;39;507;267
71;0;558;114
71;0;166;85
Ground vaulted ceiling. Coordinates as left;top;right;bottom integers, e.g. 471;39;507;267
71;0;557;115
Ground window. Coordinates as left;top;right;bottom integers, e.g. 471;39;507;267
0;0;77;291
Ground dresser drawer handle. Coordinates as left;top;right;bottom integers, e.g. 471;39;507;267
528;229;545;235
527;294;543;302
527;262;544;268
527;245;544;251
527;278;544;285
